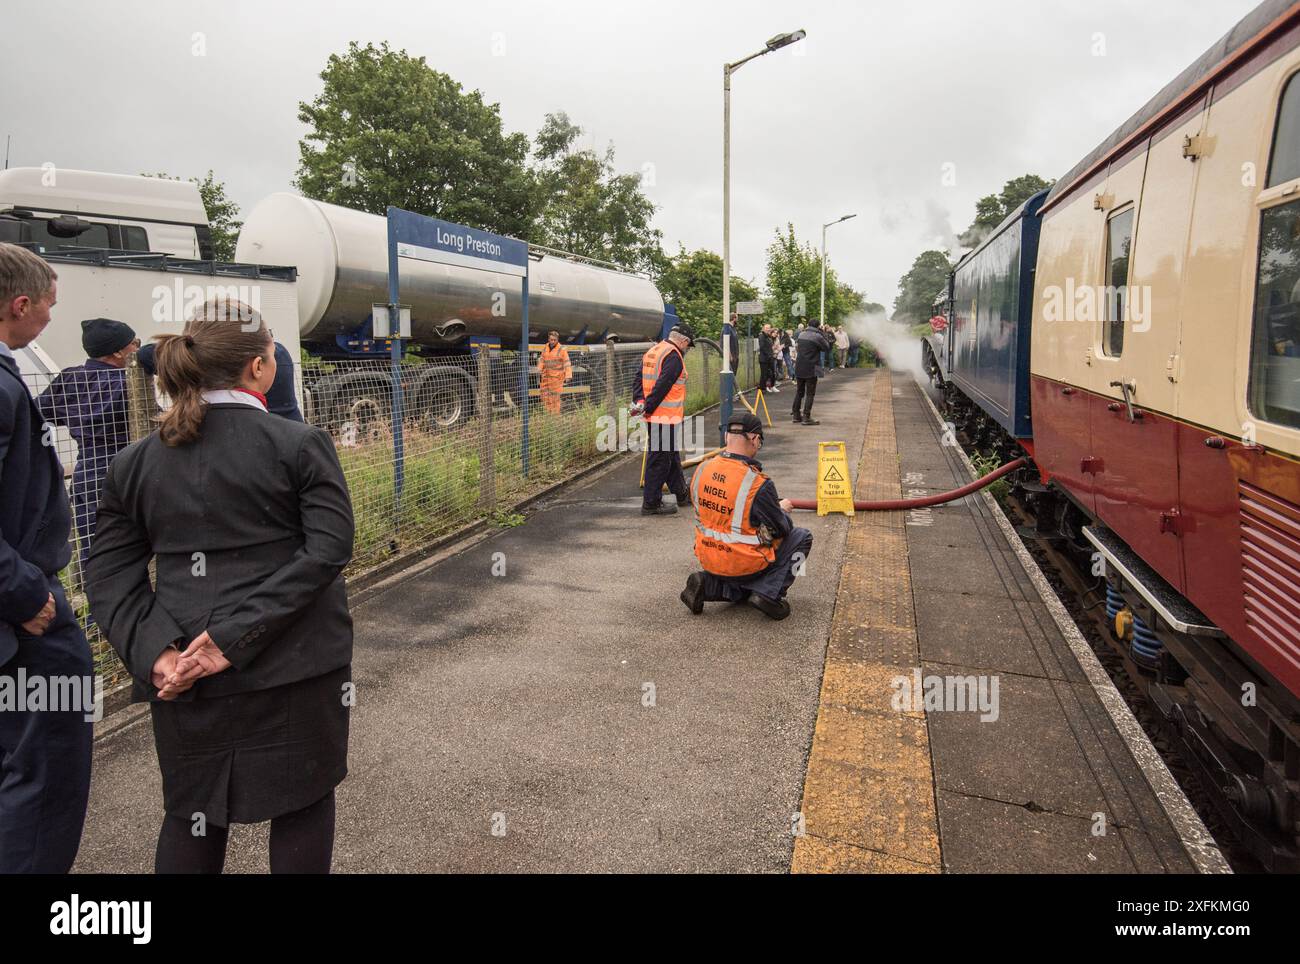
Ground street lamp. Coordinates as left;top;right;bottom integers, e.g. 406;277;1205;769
820;213;856;328
721;28;806;443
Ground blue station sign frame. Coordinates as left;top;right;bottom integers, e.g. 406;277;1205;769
383;207;534;525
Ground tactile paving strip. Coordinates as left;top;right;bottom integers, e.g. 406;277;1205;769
792;372;942;873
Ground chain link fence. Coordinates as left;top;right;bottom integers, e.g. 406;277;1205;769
23;337;757;693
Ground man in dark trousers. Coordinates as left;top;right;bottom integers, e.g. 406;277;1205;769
680;411;812;620
758;322;776;392
36;318;139;576
138;339;304;422
792;318;833;425
632;323;694;515
0;243;93;873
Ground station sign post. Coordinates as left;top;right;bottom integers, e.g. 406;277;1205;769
384;208;532;534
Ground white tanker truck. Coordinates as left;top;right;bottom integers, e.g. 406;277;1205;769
235;192;678;430
0;169;685;430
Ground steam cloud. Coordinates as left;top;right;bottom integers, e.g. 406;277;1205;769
844;307;929;385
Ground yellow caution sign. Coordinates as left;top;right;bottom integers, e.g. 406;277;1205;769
817;441;855;516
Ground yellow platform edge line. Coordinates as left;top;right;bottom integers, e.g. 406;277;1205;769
792;371;943;874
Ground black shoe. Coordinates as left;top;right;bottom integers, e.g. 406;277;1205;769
680;571;706;615
801;418;820;426
749;593;791;620
641;502;678;516
676;493;691;508
791;415;803;423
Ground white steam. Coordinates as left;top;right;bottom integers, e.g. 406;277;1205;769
844;308;929;385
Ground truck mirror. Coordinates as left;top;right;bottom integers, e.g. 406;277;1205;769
46;214;94;238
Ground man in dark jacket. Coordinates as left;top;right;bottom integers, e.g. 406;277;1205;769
681;412;813;620
0;243;94;873
758;323;776;391
792;319;833;425
37;318;139;576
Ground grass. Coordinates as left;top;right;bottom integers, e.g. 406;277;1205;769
970;451;1012;504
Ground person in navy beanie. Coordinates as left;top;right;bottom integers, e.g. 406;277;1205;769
37;318;139;576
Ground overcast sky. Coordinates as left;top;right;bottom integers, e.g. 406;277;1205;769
1;0;1262;306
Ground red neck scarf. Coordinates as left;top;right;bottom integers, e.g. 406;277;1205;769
233;388;268;406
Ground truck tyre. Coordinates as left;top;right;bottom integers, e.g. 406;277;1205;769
330;372;394;444
414;365;475;431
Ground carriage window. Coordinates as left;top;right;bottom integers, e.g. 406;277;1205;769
1247;199;1300;430
1103;208;1133;357
1267;72;1300;186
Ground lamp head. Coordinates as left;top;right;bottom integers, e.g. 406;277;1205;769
765;29;806;51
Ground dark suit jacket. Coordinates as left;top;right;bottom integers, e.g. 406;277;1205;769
0;351;74;665
86;402;355;700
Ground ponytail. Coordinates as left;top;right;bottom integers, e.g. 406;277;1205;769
154;297;271;447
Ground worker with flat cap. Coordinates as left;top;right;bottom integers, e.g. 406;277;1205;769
631;322;695;515
36;317;139;575
681;410;813;620
538;329;572;415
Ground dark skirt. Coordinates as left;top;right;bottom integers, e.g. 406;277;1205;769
150;665;351;827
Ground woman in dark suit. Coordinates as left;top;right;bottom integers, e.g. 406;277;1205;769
86;298;355;874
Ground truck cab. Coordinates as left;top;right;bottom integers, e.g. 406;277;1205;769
0;167;210;258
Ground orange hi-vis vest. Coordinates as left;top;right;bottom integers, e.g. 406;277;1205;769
690;453;777;577
539;343;571;384
640;340;687;424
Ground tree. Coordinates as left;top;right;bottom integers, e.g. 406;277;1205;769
530;112;664;275
893;250;953;323
142;170;241;260
763;224;858;329
958;173;1053;248
656;246;757;342
295;42;534;237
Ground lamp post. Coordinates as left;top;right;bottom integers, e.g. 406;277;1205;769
721;29;806;443
820;213;856;328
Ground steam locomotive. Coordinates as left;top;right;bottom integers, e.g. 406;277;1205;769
923;0;1300;871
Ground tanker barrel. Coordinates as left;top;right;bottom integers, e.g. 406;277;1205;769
235;193;666;349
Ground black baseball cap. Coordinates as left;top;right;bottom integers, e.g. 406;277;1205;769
726;411;765;439
670;322;696;345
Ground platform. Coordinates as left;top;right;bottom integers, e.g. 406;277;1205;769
791;374;1225;874
72;368;1224;873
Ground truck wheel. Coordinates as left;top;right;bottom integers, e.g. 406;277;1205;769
415;367;475;431
331;375;393;445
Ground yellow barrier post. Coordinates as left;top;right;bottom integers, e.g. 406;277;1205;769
816;441;855;516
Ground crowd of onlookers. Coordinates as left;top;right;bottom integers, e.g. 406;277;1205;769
754;318;865;395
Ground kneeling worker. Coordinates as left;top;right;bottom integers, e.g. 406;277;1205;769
681;412;812;620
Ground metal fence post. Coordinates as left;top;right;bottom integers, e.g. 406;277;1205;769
605;342;617;419
125;357;156;442
477;346;495;511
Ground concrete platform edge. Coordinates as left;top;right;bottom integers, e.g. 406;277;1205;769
916;380;1230;875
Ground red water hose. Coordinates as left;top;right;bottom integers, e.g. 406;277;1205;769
786;457;1028;511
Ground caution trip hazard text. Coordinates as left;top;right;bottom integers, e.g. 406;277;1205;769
816;441;855;516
